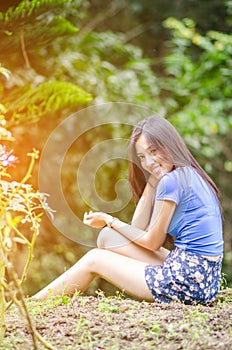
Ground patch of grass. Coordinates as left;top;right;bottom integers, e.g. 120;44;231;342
1;288;232;350
217;288;232;303
75;313;95;347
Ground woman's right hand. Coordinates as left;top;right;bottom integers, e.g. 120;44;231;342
83;211;112;228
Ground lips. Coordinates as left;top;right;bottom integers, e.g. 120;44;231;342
152;165;161;176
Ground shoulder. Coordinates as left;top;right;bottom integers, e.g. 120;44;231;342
156;169;178;195
158;167;193;187
156;167;193;203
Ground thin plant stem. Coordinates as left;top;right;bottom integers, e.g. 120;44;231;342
0;235;6;342
4;264;56;350
20;27;31;69
21;153;36;184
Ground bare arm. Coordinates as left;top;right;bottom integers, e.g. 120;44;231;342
131;178;157;230
83;200;176;251
109;200;176;251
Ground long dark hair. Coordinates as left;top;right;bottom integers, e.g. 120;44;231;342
129;115;220;204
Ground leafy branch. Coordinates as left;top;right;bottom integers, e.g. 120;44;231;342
5;80;92;126
0;146;55;349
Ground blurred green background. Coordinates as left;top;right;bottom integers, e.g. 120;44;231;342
0;0;231;295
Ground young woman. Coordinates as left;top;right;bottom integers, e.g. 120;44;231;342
33;115;223;304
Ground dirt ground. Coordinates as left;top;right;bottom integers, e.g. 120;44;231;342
1;289;232;350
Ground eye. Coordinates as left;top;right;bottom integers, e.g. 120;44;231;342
150;148;157;155
137;155;145;161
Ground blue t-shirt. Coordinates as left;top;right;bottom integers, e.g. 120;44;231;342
155;167;223;256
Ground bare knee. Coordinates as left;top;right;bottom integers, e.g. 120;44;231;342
81;248;103;273
97;227;129;250
97;227;113;249
81;248;116;279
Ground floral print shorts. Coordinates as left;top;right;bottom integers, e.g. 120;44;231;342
145;247;222;304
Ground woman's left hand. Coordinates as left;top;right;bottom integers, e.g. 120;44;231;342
83;211;111;228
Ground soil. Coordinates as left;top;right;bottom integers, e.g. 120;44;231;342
1;289;232;350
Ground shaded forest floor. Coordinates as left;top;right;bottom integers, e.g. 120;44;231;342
1;289;232;350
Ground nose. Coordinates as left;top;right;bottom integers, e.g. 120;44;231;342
145;154;155;167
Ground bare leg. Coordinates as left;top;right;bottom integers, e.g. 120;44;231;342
33;228;169;301
97;227;170;264
33;248;155;301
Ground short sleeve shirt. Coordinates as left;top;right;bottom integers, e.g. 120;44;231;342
155;167;223;256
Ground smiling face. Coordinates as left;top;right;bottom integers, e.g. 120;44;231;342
135;134;174;180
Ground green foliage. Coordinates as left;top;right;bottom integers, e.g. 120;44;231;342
0;0;73;22
161;18;232;278
0;1;92;130
51;30;161;107
0;0;78;57
88;0;230;59
0;0;231;299
4;80;92;126
0;1;95;300
162;17;232;159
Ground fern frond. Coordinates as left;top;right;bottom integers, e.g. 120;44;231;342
0;0;74;23
0;0;78;56
5;81;92;126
